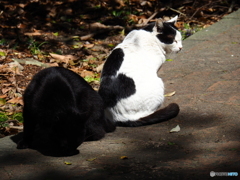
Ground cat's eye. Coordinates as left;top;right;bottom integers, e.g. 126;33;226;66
175;40;178;43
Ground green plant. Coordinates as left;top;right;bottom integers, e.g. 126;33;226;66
53;32;59;37
180;23;203;40
28;38;48;55
0;112;23;129
0;112;8;122
94;4;101;9
11;113;23;122
0;112;9;129
111;8;132;18
0;51;6;56
112;10;123;17
0;38;8;45
89;64;97;68
84;76;100;83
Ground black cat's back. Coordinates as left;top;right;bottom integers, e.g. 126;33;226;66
18;67;115;156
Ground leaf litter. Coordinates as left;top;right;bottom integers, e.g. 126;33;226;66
0;0;239;137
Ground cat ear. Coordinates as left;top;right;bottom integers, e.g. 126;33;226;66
167;15;178;23
153;18;164;33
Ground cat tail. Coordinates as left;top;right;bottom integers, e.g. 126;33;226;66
116;103;179;127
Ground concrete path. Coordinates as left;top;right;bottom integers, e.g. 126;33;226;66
1;10;240;180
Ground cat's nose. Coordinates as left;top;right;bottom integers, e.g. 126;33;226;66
179;47;182;51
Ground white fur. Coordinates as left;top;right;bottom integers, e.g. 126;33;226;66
105;19;182;122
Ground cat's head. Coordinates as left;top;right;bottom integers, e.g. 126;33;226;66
144;16;182;54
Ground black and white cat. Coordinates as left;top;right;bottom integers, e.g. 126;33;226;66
98;16;182;127
17;67;115;156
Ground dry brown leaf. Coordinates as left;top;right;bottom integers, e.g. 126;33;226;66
2;87;12;94
46;62;59;67
0;94;7;98
80;70;94;78
96;62;105;72
8;61;24;75
128;14;138;23
83;44;95;48
70;67;85;74
7;97;23;105
24;32;42;36
50;53;78;64
88;22;108;30
0;64;8;70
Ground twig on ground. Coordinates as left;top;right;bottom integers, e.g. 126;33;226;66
190;1;212;19
169;7;187;17
79;24;124;41
9;125;23;130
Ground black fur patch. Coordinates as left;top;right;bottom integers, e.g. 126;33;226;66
101;48;124;77
157;22;176;44
17;67;115;156
143;22;177;44
99;73;136;108
143;22;155;32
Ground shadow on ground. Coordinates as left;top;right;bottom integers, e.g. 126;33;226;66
1;109;239;179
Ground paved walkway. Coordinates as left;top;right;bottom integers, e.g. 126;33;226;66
0;10;240;180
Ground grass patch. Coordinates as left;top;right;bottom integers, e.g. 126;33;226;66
0;111;23;128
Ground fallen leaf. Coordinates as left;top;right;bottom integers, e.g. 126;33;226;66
120;156;128;160
8;61;24;75
2;87;12;94
46;62;59;67
96;62;104;72
7;97;24;105
24;32;42;36
107;43;115;47
0;95;7;98
64;162;72;165
0;98;6;105
86;158;97;161
80;70;94;78
164;91;176;97
0;64;8;70
170;125;180;133
0;51;6;56
49;53;78;64
53;32;59;36
83;44;94;48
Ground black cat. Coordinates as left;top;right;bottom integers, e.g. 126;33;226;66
17;67;115;156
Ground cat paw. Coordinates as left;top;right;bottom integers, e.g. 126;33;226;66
17;139;29;149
